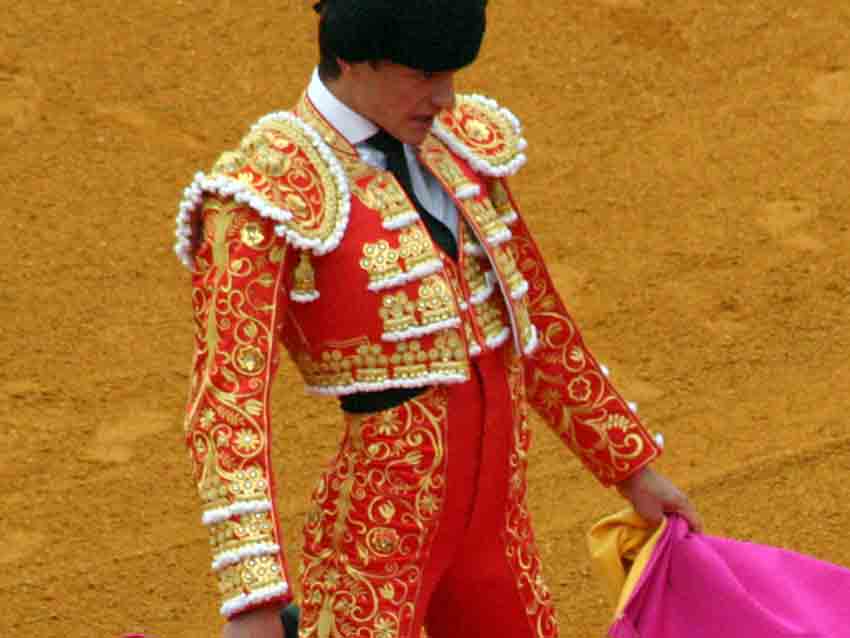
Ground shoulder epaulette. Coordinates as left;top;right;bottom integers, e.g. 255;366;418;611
431;94;528;178
175;111;349;269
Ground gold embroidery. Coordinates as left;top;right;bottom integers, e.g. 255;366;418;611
425;147;478;195
435;94;526;172
361;240;403;288
462;197;510;242
299;389;449;638
210;511;276;556
235;345;265;375
489;178;517;218
229;465;270;500
240;222;265;248
514;300;535;348
294;332;470;392
416;275;456;327
361;227;442;293
462;254;490;300
358;173;417;229
292;251;319;298
502;347;560;638
398;226;438;272
243;130;293;177
210;113;344;249
219;555;285;600
510;229;661;485
493;244;526;296
379;292;419;335
473;295;511;343
366;527;400;557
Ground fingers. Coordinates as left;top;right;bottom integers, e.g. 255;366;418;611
666;493;703;534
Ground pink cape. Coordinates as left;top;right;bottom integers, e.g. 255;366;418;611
604;515;850;638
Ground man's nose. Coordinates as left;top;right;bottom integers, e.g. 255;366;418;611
431;74;455;111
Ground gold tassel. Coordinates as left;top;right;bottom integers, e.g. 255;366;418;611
293;251;319;300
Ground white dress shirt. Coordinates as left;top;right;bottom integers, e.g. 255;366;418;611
306;69;460;241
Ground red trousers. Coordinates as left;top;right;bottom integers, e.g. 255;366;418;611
299;346;559;638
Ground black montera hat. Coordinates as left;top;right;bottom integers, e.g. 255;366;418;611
316;0;488;72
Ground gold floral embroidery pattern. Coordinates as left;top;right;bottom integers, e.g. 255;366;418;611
502;347;560;638
300;388;449;638
495;178;660;485
431;94;527;177
208;113;346;254
295;92;375;181
184;195;292;616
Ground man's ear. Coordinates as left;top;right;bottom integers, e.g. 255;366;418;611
337;58;352;76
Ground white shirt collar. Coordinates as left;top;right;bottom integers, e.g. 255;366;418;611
306;68;377;146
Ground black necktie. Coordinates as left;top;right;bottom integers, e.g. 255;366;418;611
367;130;458;261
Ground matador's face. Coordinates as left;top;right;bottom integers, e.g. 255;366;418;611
343;61;457;145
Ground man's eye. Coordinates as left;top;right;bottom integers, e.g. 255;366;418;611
422;71;435;80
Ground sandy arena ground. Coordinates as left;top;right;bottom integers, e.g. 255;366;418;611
2;1;849;636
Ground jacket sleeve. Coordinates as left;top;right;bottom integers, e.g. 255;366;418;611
495;179;662;486
182;193;294;618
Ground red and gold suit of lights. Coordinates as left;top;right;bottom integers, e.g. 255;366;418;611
176;92;661;636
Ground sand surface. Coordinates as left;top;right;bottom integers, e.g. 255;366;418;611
2;1;849;636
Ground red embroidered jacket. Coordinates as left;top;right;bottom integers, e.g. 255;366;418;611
175;93;661;618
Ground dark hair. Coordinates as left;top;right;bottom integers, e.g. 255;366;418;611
317;4;343;81
315;0;487;82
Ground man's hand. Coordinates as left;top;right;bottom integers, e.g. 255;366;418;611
222;606;284;638
616;467;703;533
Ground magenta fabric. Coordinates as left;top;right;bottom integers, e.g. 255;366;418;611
610;515;850;638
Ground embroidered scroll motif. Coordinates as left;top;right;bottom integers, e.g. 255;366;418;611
502;347;560;638
299;388;449;638
184;196;292;617
496;180;660;485
431;94;528;178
